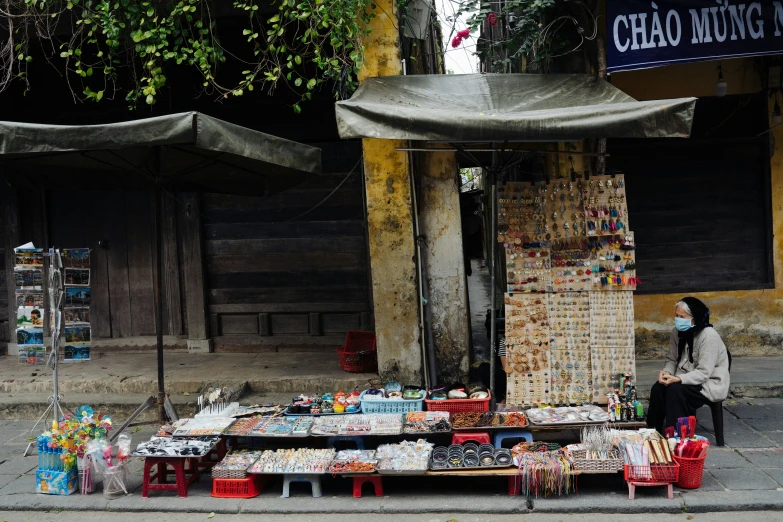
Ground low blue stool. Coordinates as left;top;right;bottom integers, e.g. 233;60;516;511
493;429;533;449
326;435;365;450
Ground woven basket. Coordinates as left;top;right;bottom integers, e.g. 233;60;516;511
569;449;624;472
212;468;248;480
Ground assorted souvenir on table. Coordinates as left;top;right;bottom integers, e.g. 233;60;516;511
248;449;336;474
498;175;638;406
403;412;451;434
427;383;488;401
132;436;220;458
362;382;426;401
310;414;403;436
287;389;361;414
376;440;434;472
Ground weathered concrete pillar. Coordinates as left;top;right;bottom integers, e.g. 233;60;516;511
418;150;470;384
358;0;423;383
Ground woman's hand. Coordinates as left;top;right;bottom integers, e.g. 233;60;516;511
662;375;681;385
658;371;671;384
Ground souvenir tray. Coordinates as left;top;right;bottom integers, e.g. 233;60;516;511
284;406;362;416
451;412;528;431
525;406;610;425
328;460;378;475
132;436;220;458
248;416;313;437
171;417;234;436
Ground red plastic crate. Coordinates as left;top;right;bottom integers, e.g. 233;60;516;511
623;463;680;483
337;331;378;373
424;392;491;414
343;330;376;353
211;475;265;498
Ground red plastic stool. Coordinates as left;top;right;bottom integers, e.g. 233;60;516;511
142;457;200;498
353;475;383;498
508;475;520;496
451;432;491;445
196;438;228;471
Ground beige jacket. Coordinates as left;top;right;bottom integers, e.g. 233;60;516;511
662;327;730;402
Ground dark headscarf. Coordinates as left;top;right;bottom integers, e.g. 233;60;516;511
677;296;712;364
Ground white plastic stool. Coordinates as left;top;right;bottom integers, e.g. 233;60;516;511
281;473;323;498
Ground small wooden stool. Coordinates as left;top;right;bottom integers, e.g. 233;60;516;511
451;432;491;446
353;475;383;498
627;480;674;500
142;457;200;498
281;473;323;498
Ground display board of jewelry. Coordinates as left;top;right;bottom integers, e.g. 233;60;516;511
498;174;637;407
503;294;551;406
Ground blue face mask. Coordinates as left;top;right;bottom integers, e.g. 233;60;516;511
675;317;693;332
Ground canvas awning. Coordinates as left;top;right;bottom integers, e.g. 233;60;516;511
0;111;321;197
335;73;696;141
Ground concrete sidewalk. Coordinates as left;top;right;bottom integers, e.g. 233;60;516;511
0;398;782;514
1;351;780;419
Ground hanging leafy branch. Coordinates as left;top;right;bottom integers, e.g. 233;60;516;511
449;0;598;73
0;0;375;110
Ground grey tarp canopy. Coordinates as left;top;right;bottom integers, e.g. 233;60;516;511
0;111;321;195
0;111;322;424
335;73;696;141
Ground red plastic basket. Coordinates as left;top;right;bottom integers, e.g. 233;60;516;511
424;392;491;414
673;455;706;489
337;331;378;373
623;463;680;483
211;475;265;498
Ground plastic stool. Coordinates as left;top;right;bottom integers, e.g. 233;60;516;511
326;436;365;450
353;475;383;498
451;432;491;445
627;480;673;500
282;473;323;498
142;457;200;498
508;475;520;496
493;430;533;449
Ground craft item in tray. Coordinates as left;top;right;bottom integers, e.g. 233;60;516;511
525;406;610;425
132;436;220;458
549;239;592;292
229;405;284;418
212;450;264;479
334;450;376;462
403;411;451;434
311;414;403;436
292;417;314;435
248;448;335;474
156;419;189;437
225;416;266;436
171;417;235;436
328;460;378;474
583;175;629;237
451;411;528;430
253;416;299;436
376;440;433;473
429;443;513;470
504;293;551;407
284;405;361;416
549;291;592;405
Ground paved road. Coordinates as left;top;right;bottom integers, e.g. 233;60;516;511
0;511;781;522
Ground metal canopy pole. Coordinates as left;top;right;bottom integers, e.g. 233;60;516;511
154;182;166;422
488;145;500;401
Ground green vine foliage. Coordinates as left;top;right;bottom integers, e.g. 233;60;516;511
3;0;375;110
454;0;594;73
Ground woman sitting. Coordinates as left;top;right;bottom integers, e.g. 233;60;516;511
647;297;731;434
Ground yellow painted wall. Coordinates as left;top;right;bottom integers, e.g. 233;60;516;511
611;57;783;358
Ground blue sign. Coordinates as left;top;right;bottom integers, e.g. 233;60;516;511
607;1;783;73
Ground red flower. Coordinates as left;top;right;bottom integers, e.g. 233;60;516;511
451;36;462;48
488;13;497;26
457;28;471;38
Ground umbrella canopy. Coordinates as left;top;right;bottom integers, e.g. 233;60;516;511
0;111;321;196
335;73;696;141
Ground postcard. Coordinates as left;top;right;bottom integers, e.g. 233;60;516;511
17;307;43;327
64;287;91;307
64;325;91;343
62;248;90;268
64;268;90;286
14;248;43;267
16;327;43;345
64;307;90;325
63;343;90;361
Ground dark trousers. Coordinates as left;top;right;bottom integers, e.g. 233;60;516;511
646;382;709;433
